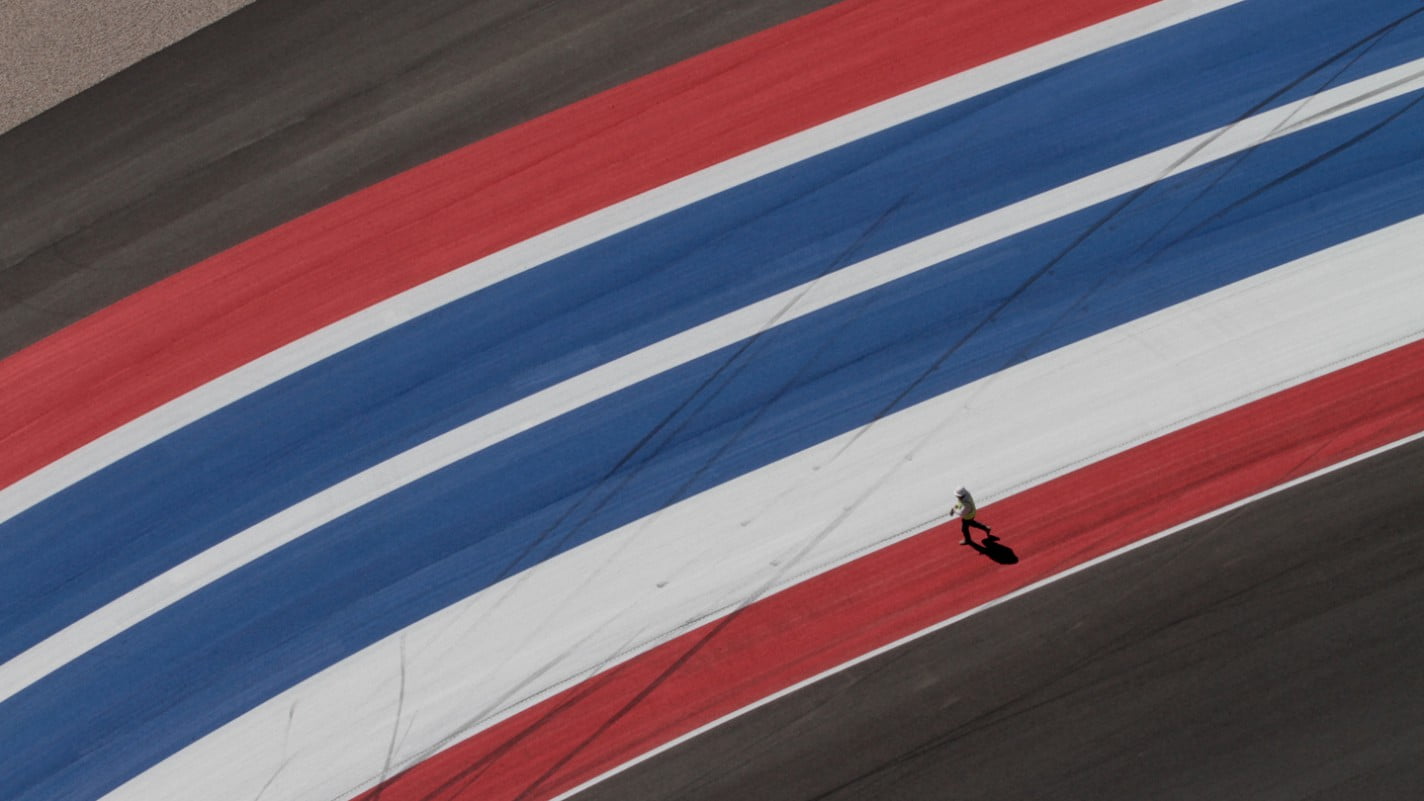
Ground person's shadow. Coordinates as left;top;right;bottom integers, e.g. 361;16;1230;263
966;533;1018;565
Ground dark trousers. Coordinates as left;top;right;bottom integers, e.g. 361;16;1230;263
961;517;991;537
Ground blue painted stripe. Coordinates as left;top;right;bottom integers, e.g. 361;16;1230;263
4;0;1422;669
5;71;1423;801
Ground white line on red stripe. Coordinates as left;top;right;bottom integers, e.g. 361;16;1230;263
550;426;1424;801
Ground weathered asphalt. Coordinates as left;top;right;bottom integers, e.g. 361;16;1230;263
0;0;841;354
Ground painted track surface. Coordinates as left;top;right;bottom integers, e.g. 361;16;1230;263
581;435;1424;801
0;1;1418;798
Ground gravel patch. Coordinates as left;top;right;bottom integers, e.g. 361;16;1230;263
0;0;252;132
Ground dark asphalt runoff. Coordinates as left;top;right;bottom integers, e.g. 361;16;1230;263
581;435;1424;801
0;0;841;355
4;3;1421;801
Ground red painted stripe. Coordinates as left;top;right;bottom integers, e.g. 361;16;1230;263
354;338;1424;801
0;0;1153;491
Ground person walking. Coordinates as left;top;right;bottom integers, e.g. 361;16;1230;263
953;485;992;545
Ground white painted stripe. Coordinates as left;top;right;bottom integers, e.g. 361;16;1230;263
552;425;1424;801
101;217;1424;801
0;0;1243;527
4;52;1420;707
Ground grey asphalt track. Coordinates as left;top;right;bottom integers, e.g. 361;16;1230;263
4;3;1422;801
0;0;840;356
581;436;1424;801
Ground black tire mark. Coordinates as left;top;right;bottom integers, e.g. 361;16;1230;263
488;187;919;584
1127;5;1420;260
822;5;1424;464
